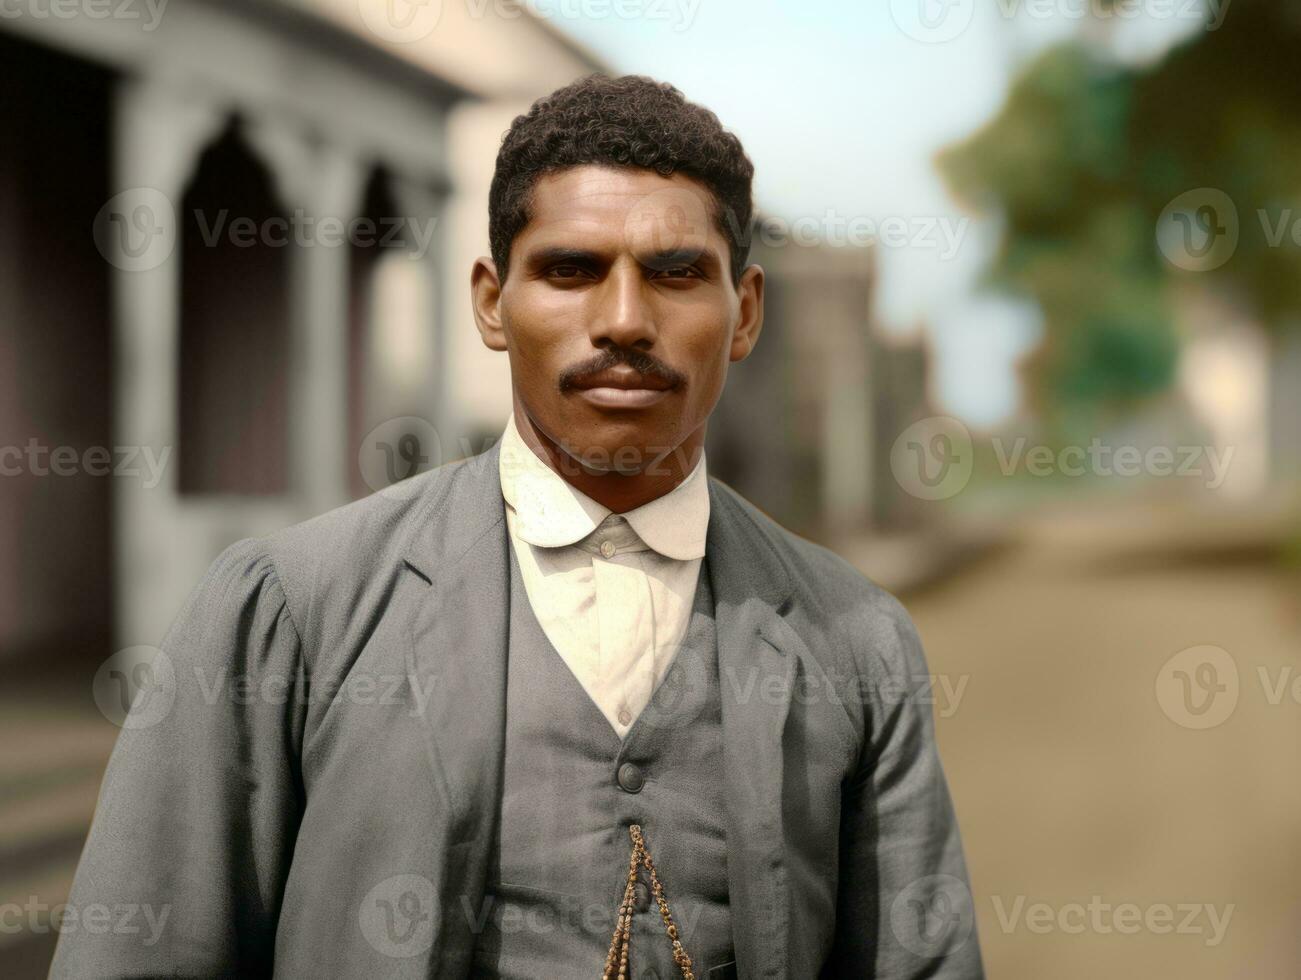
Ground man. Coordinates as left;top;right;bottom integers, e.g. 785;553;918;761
54;75;982;978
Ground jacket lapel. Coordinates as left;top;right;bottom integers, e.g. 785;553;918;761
707;479;800;980
402;444;510;976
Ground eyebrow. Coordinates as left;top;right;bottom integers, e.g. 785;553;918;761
644;246;722;270
524;246;604;268
522;243;724;274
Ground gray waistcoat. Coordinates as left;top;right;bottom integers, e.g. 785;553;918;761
470;544;736;979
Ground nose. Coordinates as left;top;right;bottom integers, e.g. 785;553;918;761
587;258;658;351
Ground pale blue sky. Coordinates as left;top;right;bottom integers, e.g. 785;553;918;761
541;0;1207;427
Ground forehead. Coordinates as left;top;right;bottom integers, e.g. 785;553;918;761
519;164;723;252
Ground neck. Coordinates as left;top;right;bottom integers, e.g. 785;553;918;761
512;400;704;513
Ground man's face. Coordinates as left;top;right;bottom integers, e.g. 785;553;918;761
472;164;764;475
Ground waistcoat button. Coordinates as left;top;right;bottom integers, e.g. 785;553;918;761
617;762;645;793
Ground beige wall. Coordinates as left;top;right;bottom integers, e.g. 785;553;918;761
298;0;602;99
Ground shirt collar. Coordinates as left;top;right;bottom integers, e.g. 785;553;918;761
498;413;709;561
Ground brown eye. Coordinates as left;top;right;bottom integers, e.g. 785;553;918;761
547;264;584;279
653;265;698;279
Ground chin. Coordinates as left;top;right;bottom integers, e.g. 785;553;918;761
572;422;681;474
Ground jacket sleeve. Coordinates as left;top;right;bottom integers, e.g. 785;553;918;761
826;590;984;979
50;538;307;978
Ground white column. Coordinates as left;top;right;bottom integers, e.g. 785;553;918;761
110;78;226;647
246;125;365;513
823;345;872;531
391;175;452;456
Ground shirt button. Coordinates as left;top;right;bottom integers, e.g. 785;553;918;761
618;706;633;726
600;539;617;559
617;762;645;793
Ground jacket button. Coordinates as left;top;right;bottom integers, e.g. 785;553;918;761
617;762;645;793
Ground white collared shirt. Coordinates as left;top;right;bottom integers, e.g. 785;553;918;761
498;413;710;739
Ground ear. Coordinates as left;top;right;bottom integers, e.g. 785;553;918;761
729;263;765;363
470;256;507;352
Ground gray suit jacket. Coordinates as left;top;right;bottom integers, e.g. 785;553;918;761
52;444;982;979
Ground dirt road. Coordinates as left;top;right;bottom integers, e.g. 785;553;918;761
912;498;1301;978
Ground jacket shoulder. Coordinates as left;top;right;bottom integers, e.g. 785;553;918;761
253;456;482;647
710;479;924;678
709;479;897;605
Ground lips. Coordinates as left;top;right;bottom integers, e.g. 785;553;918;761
569;367;674;392
568;366;675;410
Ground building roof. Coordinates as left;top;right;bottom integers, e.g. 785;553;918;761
283;0;608;100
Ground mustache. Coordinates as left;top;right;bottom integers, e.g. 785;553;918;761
557;347;686;392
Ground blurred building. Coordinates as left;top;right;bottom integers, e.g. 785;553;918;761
708;222;932;538
0;0;931;666
0;0;601;660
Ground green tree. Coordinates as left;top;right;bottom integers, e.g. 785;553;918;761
939;0;1301;436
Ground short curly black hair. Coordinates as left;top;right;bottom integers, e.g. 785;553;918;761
488;74;755;285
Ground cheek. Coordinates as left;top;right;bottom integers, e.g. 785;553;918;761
682;316;733;378
501;299;572;378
